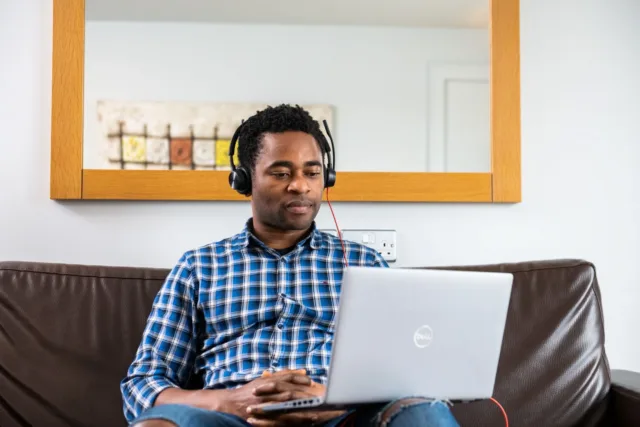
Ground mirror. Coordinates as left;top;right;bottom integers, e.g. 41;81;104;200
82;0;490;174
49;0;520;202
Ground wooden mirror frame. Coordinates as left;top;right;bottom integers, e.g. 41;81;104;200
50;0;520;203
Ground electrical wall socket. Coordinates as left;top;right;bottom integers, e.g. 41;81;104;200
320;229;397;263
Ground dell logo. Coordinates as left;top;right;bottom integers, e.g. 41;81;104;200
413;325;433;348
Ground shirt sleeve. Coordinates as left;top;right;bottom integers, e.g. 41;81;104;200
120;252;200;422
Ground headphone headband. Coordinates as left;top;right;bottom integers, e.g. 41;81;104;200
228;121;243;171
322;119;336;178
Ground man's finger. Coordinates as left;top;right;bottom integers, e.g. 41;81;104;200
270;369;307;377
254;376;311;395
280;373;312;385
253;382;278;395
254;375;311;396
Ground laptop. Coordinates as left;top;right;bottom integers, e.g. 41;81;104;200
259;266;513;413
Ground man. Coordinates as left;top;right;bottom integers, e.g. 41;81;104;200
121;104;460;427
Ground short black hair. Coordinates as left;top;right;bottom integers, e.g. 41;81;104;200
237;104;327;175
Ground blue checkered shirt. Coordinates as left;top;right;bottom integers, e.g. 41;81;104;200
120;220;388;421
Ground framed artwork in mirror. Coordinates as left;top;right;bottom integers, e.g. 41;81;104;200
50;0;520;203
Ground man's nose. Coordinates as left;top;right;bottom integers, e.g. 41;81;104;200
287;173;310;193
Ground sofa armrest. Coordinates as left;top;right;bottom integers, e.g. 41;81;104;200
609;369;640;426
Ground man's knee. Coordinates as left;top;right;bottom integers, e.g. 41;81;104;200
132;420;177;427
375;397;457;427
377;398;432;425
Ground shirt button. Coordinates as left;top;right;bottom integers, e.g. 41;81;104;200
277;323;284;329
272;360;279;367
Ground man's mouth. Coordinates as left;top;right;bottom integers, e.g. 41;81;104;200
286;201;312;214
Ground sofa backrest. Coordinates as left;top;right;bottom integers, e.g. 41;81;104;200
0;259;611;427
0;261;168;427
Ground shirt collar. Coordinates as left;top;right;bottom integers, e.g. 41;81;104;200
235;218;322;250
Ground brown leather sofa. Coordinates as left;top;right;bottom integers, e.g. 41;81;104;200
1;259;639;427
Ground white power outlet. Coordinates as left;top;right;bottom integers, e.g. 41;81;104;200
320;228;397;263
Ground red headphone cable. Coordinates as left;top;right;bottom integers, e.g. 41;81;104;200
325;188;348;267
490;397;509;427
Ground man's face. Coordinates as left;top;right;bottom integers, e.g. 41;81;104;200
251;131;324;231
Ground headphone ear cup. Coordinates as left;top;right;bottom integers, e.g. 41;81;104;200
229;167;252;195
324;167;336;188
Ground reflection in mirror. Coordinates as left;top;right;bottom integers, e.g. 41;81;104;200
83;0;490;173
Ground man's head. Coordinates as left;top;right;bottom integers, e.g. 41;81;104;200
235;104;329;233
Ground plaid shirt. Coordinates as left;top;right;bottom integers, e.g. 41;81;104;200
120;220;388;421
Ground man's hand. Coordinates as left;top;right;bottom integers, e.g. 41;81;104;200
244;371;346;426
158;369;345;426
216;369;314;422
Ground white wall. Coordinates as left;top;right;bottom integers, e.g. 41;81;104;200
82;21;489;172
1;0;639;371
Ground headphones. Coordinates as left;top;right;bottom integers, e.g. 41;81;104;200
228;119;337;196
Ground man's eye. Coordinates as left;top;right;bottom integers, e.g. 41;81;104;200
307;172;321;177
272;172;289;179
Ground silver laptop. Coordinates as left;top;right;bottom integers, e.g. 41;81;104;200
259;266;513;413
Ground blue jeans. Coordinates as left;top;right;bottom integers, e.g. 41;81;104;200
130;399;460;427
